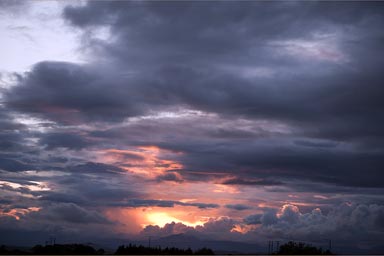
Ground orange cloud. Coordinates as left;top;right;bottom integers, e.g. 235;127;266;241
231;223;258;234
104;207;145;234
0;207;40;220
98;146;183;177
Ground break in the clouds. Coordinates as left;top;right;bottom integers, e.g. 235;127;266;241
1;1;384;253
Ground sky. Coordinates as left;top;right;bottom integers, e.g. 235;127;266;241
1;0;384;253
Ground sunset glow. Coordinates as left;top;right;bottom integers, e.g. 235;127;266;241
99;146;183;177
1;1;384;254
0;207;40;220
146;212;204;228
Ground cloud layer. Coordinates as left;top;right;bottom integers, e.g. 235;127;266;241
1;1;384;253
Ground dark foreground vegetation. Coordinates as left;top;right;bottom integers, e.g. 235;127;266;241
0;243;214;255
1;241;333;255
116;244;214;255
0;244;104;255
275;241;332;255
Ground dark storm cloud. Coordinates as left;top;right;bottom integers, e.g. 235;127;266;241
39;192;87;205
243;203;384;251
79;115;384;189
225;204;252;211
4;61;147;124
29;202;111;224
293;139;338;149
1;1;384;250
7;1;382;133
63;1;383;65
0;203;116;246
4;1;384;151
120;199;175;208
0;159;144;209
0;109;25;132
39;132;92;150
0;198;12;204
116;199;219;209
0;134;23;152
221;177;284;186
0;109;30;167
156;138;384;188
155;171;184;183
64;3;383;152
67;162;125;174
49;173;142;204
61;0;384;149
178;201;220;209
0;157;33;172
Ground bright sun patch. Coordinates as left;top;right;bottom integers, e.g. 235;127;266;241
146;212;204;227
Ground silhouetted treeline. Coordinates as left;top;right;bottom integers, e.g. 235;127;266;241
1;243;214;255
275;241;332;255
32;244;104;255
1;244;105;255
115;244;214;255
0;245;30;255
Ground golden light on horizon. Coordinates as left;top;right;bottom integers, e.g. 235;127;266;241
146;211;205;228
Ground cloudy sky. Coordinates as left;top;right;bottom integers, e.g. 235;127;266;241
1;0;384;253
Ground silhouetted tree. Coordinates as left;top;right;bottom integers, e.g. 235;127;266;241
96;248;105;255
0;246;8;255
276;241;332;255
195;247;215;255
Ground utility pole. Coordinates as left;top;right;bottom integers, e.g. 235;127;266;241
267;241;271;255
148;236;151;248
275;240;280;253
328;239;332;252
268;240;274;254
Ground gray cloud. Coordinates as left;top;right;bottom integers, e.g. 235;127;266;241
221;177;284;186
29;202;111;224
141;217;237;239
244;203;384;251
225;204;252;211
66;162;125;174
155;171;184;183
4;61;146;124
155;138;384;188
1;1;384;251
0;0;29;15
39;132;92;150
114;199;219;209
19;0;383;189
0;157;33;172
